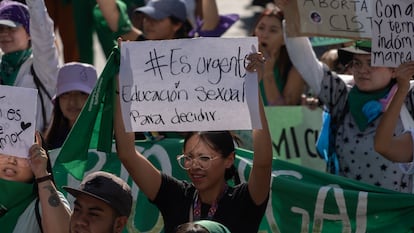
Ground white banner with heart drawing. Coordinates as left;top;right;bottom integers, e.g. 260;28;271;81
0;85;37;158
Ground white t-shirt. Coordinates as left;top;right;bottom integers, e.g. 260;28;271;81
13;191;70;233
399;130;414;175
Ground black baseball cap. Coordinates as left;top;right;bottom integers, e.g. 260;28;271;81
338;40;372;65
63;171;133;216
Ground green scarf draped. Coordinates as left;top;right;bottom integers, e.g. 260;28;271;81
348;83;393;131
0;179;36;233
0;49;32;86
259;65;285;106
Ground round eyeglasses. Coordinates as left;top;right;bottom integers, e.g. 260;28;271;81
176;154;221;170
0;155;30;167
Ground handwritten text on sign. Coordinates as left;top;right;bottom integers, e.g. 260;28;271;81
372;0;414;67
119;37;260;132
296;0;372;38
0;86;37;158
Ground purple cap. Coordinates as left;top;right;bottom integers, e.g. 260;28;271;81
135;0;187;22
0;0;30;34
63;171;133;217
55;62;97;99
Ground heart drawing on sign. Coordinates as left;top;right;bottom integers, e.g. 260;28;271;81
21;122;32;131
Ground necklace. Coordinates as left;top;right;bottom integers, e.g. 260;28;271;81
190;183;228;221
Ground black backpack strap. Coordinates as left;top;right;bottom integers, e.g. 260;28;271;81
31;65;52;131
35;198;44;233
31;65;52;100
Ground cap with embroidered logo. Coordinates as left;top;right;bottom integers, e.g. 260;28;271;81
54;62;97;100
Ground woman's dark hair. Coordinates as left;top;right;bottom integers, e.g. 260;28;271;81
43;98;71;150
252;7;293;84
170;16;193;39
183;131;241;184
175;222;209;233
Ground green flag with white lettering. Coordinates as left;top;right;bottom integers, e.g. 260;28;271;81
269;159;414;233
53;143;414;233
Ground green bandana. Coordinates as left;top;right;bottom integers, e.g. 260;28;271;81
0;49;32;86
259;65;285;106
0;179;36;233
195;220;231;233
348;83;393;131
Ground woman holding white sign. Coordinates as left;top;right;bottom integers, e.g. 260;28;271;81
114;52;272;233
374;62;414;170
279;0;414;193
0;133;71;233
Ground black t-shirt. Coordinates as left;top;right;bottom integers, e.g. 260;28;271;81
151;174;268;233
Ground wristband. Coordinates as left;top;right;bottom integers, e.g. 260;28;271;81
35;173;52;183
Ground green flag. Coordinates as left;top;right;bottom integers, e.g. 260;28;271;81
55;47;120;180
269;159;414;233
53;141;414;233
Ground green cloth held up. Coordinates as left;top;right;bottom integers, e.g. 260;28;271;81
0;179;36;233
56;47;119;180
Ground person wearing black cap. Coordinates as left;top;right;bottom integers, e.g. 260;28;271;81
64;171;133;233
278;0;414;193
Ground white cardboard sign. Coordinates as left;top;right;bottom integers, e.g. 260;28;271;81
0;85;37;158
285;0;373;38
371;0;414;67
119;37;260;132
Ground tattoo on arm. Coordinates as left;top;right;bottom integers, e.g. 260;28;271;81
43;185;61;207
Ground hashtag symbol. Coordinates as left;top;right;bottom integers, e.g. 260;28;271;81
144;48;168;80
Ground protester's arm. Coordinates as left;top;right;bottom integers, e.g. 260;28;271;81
114;75;162;201
26;0;59;130
199;0;220;31
277;0;324;94
374;61;414;162
96;0;119;32
26;0;59;86
29;133;71;233
96;0;143;41
282;21;324;94
245;53;272;205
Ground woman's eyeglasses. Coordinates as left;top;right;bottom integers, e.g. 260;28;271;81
176;154;221;170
